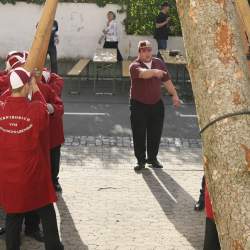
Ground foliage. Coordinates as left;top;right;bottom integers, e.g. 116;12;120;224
125;0;181;36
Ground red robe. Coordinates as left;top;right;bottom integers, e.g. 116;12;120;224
38;83;65;149
0;70;7;76
205;184;214;219
1;84;65;149
48;73;64;98
0;72;10;95
0;92;56;213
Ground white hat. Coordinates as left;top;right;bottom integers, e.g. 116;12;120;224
41;69;51;83
138;40;152;51
6;55;25;72
6;50;29;61
9;67;31;90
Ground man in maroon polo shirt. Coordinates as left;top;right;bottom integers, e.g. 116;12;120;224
129;40;180;171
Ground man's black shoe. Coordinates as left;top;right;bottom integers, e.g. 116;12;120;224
194;190;205;211
147;159;163;168
194;200;205;211
0;227;5;235
25;230;44;242
134;163;146;171
54;182;62;193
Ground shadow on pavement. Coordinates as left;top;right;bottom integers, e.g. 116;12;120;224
56;195;89;250
141;168;204;250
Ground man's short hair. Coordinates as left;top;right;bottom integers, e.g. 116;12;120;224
161;2;169;9
108;11;116;19
12;85;24;93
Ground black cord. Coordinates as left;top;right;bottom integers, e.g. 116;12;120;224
200;110;250;134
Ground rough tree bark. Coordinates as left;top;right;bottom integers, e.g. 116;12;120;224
175;0;250;249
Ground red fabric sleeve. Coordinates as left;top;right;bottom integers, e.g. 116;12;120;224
0;70;7;77
159;60;171;82
0;89;11;101
49;73;64;97
205;184;214;219
0;75;10;94
129;63;141;80
162;71;171;82
32;91;47;104
37;102;50;132
48;87;64;119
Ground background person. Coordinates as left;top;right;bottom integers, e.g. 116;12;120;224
47;20;59;73
154;2;171;58
102;11;123;62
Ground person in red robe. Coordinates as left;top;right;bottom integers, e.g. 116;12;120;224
0;67;64;250
203;183;221;250
41;69;64;192
41;69;64;97
0;52;42;241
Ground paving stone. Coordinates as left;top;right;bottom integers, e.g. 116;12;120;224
64;136;202;149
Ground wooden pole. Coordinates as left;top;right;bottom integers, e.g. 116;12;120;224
24;0;58;80
235;0;250;40
235;0;250;70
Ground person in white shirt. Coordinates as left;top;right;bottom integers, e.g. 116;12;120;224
102;11;123;61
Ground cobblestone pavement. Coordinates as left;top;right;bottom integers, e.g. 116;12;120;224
63;136;202;148
0;136;205;250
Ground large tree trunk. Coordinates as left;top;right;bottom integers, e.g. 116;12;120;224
175;0;250;249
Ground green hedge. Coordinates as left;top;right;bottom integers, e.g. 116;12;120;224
125;0;181;35
0;0;182;36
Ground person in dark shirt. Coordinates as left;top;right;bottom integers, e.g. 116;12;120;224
154;2;171;58
129;40;180;171
47;20;59;73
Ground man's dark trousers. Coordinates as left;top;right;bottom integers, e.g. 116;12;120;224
5;204;63;250
50;145;61;185
47;45;58;74
24;210;40;234
156;39;167;59
203;218;220;250
130;99;164;164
